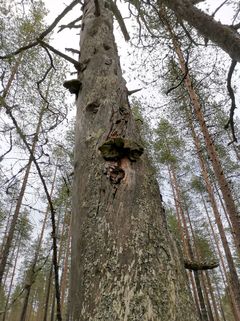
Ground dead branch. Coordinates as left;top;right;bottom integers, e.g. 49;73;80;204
38;40;80;70
65;48;81;55
109;0;130;41
2;99;62;321
0;0;80;59
211;0;229;18
0;132;13;161
37;47;56;104
127;88;142;95
225;60;238;144
58;15;82;32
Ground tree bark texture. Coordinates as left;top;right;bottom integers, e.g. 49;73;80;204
70;0;199;320
160;0;240;62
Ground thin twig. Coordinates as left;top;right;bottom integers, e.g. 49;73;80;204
211;0;229;18
0;132;13;161
37;47;56;104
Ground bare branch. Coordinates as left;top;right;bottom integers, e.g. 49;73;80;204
225;60;238;144
0;0;80;59
36;47;55;104
58;15;82;32
65;48;81;55
0;132;13;161
109;0;130;41
211;0;229;18
2;99;62;321
38;40;80;70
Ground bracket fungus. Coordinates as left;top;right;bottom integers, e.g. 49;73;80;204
63;79;82;97
99;137;144;161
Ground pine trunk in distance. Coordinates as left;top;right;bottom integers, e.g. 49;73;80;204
70;0;199;320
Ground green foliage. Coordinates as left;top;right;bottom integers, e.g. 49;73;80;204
166;209;182;243
194;232;216;261
190;176;205;193
154;118;184;165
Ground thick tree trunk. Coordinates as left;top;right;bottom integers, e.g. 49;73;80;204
70;0;199;320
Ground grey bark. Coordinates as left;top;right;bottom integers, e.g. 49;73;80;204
160;0;240;62
70;0;199;320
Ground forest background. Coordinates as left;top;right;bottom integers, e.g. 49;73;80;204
0;0;239;321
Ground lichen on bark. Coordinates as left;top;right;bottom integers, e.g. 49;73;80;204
70;0;199;320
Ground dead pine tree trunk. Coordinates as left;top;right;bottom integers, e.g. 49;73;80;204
70;0;199;320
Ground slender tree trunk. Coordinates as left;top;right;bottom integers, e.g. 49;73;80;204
214;279;227;321
43;264;53;321
169;165;208;321
70;0;199;320
201;275;214;321
18;81;56;321
204;272;221;321
2;52;24;99
60;216;71;310
188;116;240;319
164;20;240;257
0;105;48;286
202;196;239;321
0;203;14;254
1;233;21;321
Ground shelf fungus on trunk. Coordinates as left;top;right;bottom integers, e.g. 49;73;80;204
63;79;82;98
184;258;219;271
98;137;144;161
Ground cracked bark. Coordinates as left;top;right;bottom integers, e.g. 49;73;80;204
70;0;199;320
